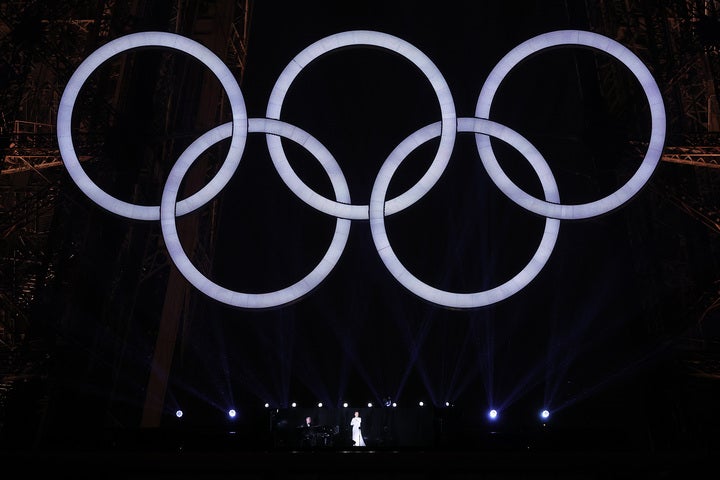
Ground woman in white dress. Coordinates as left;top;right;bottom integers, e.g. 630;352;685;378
350;411;366;446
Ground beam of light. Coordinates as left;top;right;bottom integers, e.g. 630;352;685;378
225;310;295;409
543;262;642;410
292;328;333;408
550;336;677;414
442;321;478;406
318;297;388;408
168;380;227;415
394;311;436;405
340;298;387;408
495;357;549;414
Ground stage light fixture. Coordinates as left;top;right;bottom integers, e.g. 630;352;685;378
264;403;270;408
175;410;183;418
540;409;550;420
392;402;397;408
291;402;297;408
488;409;498;420
228;409;236;419
318;402;323;408
418;401;424;407
367;402;373;407
343;402;348;408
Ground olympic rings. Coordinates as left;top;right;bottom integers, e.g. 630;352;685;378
57;29;666;309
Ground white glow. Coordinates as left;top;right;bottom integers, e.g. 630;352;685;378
488;409;498;420
175;410;183;418
161;119;351;309
475;29;665;219
540;409;550;419
59;29;665;310
57;31;248;220
370;117;560;309
228;409;236;418
265;30;456;220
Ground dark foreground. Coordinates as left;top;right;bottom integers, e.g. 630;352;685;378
1;427;714;479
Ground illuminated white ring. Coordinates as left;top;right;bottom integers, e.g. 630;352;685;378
370;117;561;309
161;118;351;309
57;31;248;220
266;30;457;220
475;30;666;219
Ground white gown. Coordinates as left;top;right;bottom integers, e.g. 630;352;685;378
350;416;365;446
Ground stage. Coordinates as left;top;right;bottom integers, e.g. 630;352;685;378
1;440;712;479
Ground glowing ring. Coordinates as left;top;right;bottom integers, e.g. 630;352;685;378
266;30;457;220
57;31;248;220
160;118;351;309
475;30;666;219
370;117;561;309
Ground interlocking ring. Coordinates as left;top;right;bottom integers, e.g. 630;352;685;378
369;117;561;309
161;119;351;308
265;30;457;220
57;29;666;309
57;32;248;221
475;30;665;219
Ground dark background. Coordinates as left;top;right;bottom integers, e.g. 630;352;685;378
169;0;716;450
2;0;719;462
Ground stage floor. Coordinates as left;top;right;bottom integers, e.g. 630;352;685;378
1;426;714;479
1;447;713;479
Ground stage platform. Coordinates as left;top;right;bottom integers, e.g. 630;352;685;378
1;447;712;479
1;426;713;479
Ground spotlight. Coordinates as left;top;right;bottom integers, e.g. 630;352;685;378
392;402;397;408
291;402;297;408
318;402;323;408
343;402;348;408
175;410;183;418
540;409;550;420
367;402;373;408
228;409;236;419
264;403;270;408
488;409;498;420
384;397;392;407
418;401;424;407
